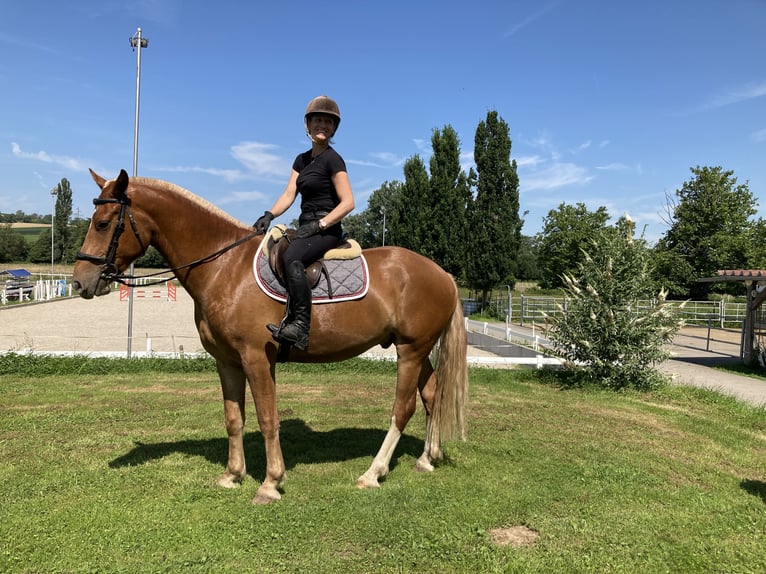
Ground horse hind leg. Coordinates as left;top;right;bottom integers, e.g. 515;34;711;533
415;362;441;473
356;353;422;489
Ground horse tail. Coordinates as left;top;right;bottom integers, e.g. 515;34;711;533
430;284;468;452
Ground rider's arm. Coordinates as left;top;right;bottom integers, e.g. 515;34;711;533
267;170;300;218
321;171;355;227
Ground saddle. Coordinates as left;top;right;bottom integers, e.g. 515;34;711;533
264;225;362;289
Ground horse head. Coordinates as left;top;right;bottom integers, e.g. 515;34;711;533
72;169;150;299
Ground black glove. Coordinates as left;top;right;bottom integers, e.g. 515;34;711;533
253;211;274;234
295;220;320;239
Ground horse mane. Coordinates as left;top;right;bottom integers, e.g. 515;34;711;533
132;176;250;230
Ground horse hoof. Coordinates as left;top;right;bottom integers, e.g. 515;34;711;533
414;458;434;473
252;484;282;504
217;473;243;489
356;476;380;489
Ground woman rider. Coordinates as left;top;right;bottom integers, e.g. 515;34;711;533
253;95;355;350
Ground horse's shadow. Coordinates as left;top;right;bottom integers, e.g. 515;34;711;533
741;479;766;504
109;418;423;477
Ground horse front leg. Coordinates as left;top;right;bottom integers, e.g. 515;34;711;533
246;360;286;504
216;361;248;488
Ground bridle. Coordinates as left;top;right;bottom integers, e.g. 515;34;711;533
75;196;146;282
75;194;260;287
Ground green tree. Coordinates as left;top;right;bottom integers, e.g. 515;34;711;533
63;218;91;264
746;218;766;269
654;166;756;299
388;155;430;252
464;111;521;304
135;246;168;268
0;224;30;262
547;217;683;390
53;178;73;264
344;181;402;248
516;234;540;281
28;228;52;263
536;202;610;290
427;125;471;278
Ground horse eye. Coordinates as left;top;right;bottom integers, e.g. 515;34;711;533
96;220;110;231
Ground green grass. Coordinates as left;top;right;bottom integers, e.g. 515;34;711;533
1;358;765;573
715;362;766;381
10;226;48;245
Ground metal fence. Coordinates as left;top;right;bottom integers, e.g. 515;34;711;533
463;295;748;329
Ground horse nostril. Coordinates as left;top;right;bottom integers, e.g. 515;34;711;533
72;280;82;292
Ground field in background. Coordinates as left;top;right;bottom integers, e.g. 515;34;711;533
8;223;49;245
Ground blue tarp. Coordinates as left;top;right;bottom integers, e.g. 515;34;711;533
1;269;32;278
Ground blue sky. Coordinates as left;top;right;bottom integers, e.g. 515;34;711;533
2;0;764;244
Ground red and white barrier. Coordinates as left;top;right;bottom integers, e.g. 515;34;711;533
119;283;177;302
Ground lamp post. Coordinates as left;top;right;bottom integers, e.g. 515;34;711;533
50;185;58;277
380;205;386;246
127;27;148;358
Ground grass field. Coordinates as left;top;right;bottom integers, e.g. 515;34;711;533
1;357;765;573
7;223;49;245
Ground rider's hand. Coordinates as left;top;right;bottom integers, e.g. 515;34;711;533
295;220;320;239
253;211;274;234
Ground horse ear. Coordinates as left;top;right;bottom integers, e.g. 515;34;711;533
113;169;130;201
89;168;106;190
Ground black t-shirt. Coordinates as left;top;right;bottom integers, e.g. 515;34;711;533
293;147;347;214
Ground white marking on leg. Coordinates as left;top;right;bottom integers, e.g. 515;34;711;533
415;416;435;472
357;417;402;488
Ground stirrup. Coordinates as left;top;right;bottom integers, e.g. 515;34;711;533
271;322;309;351
266;323;281;336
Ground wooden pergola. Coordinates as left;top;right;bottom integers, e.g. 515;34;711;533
698;270;766;366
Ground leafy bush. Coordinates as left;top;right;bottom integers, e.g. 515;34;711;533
545;218;684;390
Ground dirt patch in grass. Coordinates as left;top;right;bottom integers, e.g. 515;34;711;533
489;525;539;548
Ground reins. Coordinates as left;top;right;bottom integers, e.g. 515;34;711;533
76;195;261;288
107;231;261;287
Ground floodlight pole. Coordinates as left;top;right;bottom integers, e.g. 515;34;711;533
50;185;58;277
380;205;386;246
127;27;148;358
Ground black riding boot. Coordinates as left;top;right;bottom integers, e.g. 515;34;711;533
267;260;311;350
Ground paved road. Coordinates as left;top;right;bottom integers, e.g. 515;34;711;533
493;322;766;408
660;327;766;407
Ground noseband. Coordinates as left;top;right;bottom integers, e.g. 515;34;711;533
75;196;146;281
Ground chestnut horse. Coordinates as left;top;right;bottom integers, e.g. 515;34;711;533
72;169;467;504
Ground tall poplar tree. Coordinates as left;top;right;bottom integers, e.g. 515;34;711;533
465;111;521;304
388;155;430;253
428;125;471;279
53;178;73;263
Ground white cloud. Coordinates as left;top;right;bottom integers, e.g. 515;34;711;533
504;4;556;38
752;128;766;143
11;142;85;171
595;162;643;174
217;190;270;205
520;162;593;191
155;165;246;182
230;141;289;177
697;80;766;111
515;155;545;168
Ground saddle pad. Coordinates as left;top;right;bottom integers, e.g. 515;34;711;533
253;238;370;304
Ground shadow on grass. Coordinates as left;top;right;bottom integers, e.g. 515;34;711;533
741;479;766;504
109;418;424;478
